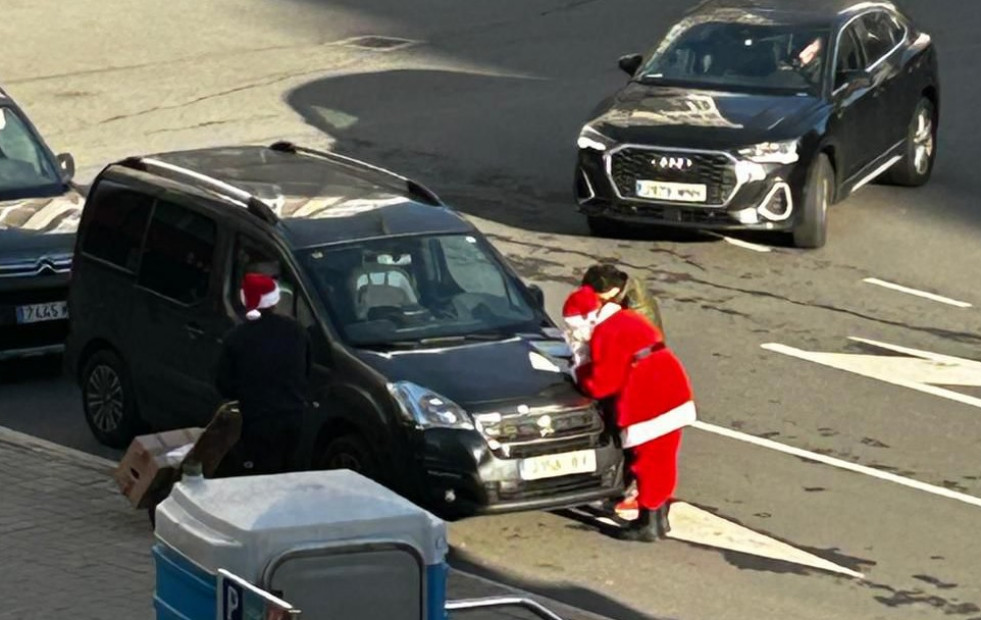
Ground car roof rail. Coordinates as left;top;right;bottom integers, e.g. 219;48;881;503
268;141;443;207
117;156;279;224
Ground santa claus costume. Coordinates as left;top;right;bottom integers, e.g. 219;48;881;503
565;285;696;542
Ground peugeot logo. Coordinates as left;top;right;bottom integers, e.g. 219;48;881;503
536;414;555;438
652;156;694;171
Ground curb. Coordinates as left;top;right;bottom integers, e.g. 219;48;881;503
0;425;116;472
0;424;615;620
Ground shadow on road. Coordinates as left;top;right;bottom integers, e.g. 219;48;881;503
448;546;669;620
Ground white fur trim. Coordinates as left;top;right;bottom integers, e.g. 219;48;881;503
620;400;696;449
245;309;262;320
256;285;280;310
594;302;621;326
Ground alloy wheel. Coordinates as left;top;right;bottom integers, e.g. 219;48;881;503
85;365;124;433
913;108;934;175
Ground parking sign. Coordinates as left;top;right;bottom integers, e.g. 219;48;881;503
217;569;300;620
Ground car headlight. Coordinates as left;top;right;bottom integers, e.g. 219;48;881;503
738;140;799;164
577;125;614;151
388;381;474;430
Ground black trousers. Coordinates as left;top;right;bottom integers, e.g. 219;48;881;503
228;414;302;477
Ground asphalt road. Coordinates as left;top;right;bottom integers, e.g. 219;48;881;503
3;1;981;618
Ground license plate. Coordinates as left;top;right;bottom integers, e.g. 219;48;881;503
518;449;597;481
635;180;707;203
16;301;68;324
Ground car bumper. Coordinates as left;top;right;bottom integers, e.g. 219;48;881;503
0;274;71;361
414;428;624;517
575;145;805;232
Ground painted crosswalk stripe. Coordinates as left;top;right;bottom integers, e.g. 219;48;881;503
862;278;972;308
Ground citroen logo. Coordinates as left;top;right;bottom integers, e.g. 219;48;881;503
37;259;56;275
652;156;694;171
536;414;555;438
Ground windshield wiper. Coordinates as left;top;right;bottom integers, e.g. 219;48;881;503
357;332;514;351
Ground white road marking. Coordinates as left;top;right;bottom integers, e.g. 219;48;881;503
862;278;972;308
762;339;981;409
580;502;863;579
692;420;981;510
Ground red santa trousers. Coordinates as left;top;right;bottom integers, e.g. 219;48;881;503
575;306;693;512
629;429;682;510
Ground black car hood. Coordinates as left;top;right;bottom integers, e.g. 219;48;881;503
354;335;592;412
0;189;84;260
591;83;824;149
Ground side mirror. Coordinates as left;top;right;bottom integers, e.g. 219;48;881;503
56;153;75;182
527;284;546;310
618;54;643;77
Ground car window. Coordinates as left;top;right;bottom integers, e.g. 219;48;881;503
0;107;61;194
638;20;831;94
79;182;154;272
860;12;903;65
297;233;539;347
137;199;217;305
435;235;508;298
835;26;865;89
229;234;298;319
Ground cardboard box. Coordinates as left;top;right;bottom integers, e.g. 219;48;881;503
114;427;204;509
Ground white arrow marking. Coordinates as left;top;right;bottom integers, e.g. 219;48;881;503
762;338;981;410
588;502;863;579
862;278;972;308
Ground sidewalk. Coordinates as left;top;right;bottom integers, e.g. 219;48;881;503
0;429;609;620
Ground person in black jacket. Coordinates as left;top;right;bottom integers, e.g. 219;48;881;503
215;272;311;476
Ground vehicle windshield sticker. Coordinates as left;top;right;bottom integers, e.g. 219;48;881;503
0;109;6;130
466;236;477;243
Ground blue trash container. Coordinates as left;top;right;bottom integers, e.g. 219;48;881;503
153;469;449;620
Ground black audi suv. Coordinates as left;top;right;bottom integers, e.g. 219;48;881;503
0;85;80;360
575;0;939;248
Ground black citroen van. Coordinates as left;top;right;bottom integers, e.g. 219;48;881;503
64;142;623;517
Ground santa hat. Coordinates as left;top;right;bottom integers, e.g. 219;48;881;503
240;272;280;320
562;285;601;328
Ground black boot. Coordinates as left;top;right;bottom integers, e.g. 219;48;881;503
615;508;660;542
654;503;672;537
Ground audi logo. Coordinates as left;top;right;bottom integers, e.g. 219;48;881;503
652;156;694;171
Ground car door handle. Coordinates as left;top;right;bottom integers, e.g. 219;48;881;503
185;323;205;339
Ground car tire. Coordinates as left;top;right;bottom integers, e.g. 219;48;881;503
586;215;622;238
791;153;834;249
883;97;937;187
320;433;379;481
81;349;143;449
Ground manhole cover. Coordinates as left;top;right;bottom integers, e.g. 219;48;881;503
339;35;418;51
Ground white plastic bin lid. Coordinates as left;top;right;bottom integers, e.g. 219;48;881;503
154;470;448;582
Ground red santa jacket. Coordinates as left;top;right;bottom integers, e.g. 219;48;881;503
575;304;696;449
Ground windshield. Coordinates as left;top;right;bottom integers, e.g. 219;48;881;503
297;233;542;348
0;107;62;198
639;20;830;94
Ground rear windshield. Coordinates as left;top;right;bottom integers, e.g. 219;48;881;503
297;233;542;348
